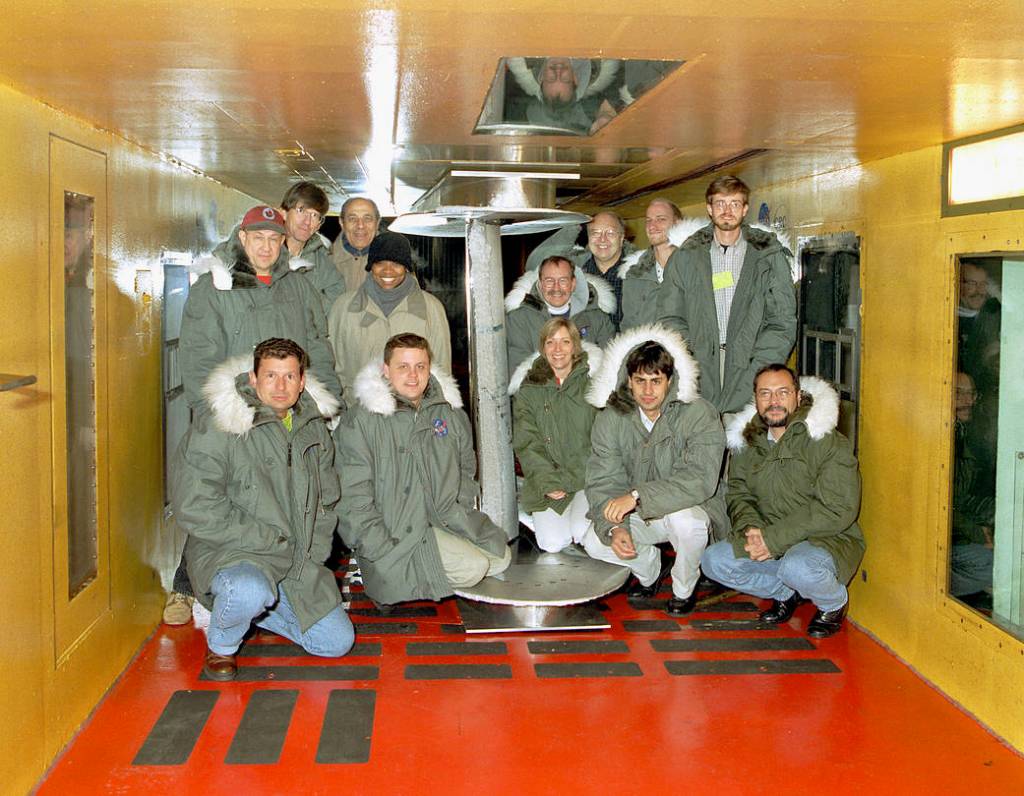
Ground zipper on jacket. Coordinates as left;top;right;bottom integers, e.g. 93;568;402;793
287;441;292;467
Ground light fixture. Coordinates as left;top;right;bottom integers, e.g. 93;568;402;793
943;124;1024;216
450;170;580;180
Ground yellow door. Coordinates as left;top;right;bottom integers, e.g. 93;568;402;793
46;135;117;738
0;136;116;792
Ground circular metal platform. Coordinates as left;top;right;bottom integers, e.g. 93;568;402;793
453;548;630;607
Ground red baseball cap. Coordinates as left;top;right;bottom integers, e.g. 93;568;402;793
240;205;286;233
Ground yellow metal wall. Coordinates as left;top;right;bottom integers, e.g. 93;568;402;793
0;81;254;794
650;148;1024;750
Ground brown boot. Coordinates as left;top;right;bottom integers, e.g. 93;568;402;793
203;650;237;681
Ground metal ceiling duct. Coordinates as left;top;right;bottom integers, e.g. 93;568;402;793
389;171;590;238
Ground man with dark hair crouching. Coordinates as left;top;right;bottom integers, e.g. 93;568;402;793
172;338;354;681
583;326;728;616
701;364;865;638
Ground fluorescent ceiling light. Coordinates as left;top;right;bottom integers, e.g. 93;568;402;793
450;170;580;180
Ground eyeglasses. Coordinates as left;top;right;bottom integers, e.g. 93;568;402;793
588;228;621;240
960;278;987;290
541;277;573;288
293;206;324;225
756;388;794;400
711;199;746;211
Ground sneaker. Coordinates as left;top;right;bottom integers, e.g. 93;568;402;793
163;591;194;625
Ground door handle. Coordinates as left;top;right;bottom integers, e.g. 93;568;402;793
0;373;37;392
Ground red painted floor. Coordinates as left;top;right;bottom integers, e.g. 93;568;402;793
37;583;1024;795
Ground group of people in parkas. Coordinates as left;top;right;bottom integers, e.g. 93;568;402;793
169;173;865;682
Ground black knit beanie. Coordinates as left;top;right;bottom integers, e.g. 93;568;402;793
365;231;414;272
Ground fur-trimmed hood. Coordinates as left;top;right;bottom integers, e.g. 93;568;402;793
202;354;342;436
189;225;313;291
679;221;798;283
288;232;332;274
724;376;840;451
585;324;700;412
351;359;463;416
504;267;616;317
508;341;603;396
618;218;707;279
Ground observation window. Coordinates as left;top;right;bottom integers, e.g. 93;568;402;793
950;254;1024;638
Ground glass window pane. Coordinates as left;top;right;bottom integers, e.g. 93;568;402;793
64;191;98;598
951;257;1000;618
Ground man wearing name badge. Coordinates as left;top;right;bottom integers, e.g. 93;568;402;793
657;175;797;416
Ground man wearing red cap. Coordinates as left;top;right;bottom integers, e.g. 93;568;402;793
179;205;343;414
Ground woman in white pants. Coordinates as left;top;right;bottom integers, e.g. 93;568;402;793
510;318;602;552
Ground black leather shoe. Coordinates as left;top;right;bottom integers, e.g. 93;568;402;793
203;650;237;681
665;592;698;616
807;603;848;638
759;593;800;624
626;576;660;599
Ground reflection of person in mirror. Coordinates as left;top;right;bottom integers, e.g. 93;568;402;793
950;371;994;610
957;260;1001;401
65;196;94;287
506;57;621;135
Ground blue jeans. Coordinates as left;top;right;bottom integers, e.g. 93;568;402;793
702;540;848;612
207;562;354;657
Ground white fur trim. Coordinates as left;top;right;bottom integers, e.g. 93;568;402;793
800;376;840;440
617;250;644;279
203;355;340;436
617;218;705;279
507;353;539;396
582;341;604;377
506;57;542;100
290;256;314;272
669;217;707;248
585;324;699;408
581;59;620;99
725;405;758;451
726;375;840;451
191;254;233;291
584;272;616;314
507;341;603;396
352;359;463;416
317;232;332;249
749;222;798;283
504;270;537;312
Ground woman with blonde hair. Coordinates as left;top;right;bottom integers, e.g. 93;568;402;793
509;317;602;552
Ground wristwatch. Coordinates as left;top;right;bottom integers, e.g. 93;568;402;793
630;489;641;505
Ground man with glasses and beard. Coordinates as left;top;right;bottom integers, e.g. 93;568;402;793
701;364;865;638
657;176;797;416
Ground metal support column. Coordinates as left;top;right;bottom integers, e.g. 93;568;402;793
464;217;517;539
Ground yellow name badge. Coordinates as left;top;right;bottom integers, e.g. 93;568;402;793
712;271;735;290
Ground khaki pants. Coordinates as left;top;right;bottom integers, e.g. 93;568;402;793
582;506;710;599
432;527;512;589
